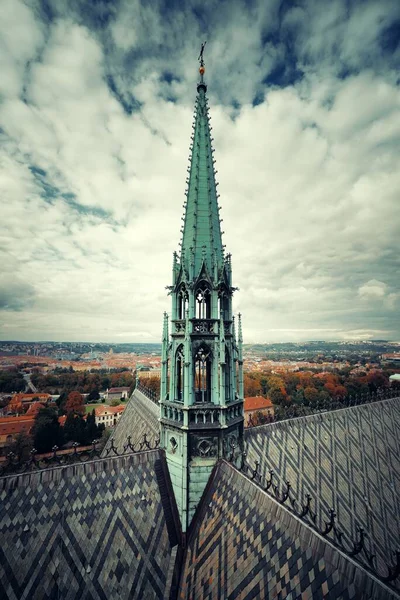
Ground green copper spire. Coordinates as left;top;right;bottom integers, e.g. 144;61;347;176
160;47;244;532
180;58;223;278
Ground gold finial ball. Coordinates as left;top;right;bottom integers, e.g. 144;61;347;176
199;66;205;75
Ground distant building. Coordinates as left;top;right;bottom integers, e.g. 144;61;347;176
25;402;46;416
138;368;161;379
8;393;51;414
94;405;125;428
105;387;130;401
11;392;51;405
244;396;274;426
381;353;400;363
0;411;71;455
0;415;35;455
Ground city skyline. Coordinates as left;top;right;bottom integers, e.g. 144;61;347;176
1;0;399;343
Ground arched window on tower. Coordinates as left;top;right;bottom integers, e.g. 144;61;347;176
177;285;189;320
195;283;211;319
194;345;212;403
175;345;184;401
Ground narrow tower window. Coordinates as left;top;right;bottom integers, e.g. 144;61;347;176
194;345;212;403
176;345;184;401
225;347;231;401
195;283;211;319
218;289;230;320
178;285;189;320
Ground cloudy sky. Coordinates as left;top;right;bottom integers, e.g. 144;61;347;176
0;0;399;343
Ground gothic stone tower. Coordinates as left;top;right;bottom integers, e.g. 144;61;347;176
160;55;244;531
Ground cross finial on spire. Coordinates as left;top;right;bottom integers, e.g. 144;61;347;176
198;41;206;67
197;42;207;90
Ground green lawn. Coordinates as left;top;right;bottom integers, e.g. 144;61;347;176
85;403;104;414
85;398;129;414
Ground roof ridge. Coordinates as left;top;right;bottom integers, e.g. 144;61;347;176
244;396;400;435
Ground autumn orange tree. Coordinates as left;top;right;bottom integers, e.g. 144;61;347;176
242;365;393;408
65;391;85;415
140;377;160;396
304;386;319;404
243;373;262;396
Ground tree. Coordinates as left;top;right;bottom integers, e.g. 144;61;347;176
269;388;287;405
266;375;285;392
304;386;319;404
284;375;298;396
56;390;68;413
324;382;347;399
63;412;83;444
86;410;99;442
97;426;111;452
101;375;111;390
87;389;100;402
63;410;103;445
9;431;33;462
243;374;261;397
318;390;331;406
32;407;64;453
141;377;160;396
0;369;25;393
366;371;388;392
65;391;84;415
292;389;305;405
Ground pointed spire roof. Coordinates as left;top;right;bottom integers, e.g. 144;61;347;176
180;54;224;280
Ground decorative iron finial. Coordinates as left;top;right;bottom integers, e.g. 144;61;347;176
198;41;207;87
198;41;206;67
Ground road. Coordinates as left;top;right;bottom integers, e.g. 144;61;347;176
22;372;37;393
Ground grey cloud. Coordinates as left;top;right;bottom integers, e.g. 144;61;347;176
0;279;36;311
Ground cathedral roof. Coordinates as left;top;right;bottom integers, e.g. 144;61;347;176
245;397;400;582
179;71;224;279
0;399;399;598
181;460;397;600
101;388;159;456
0;450;181;599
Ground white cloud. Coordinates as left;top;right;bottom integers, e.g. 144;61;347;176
0;0;399;342
358;280;387;299
0;0;45;99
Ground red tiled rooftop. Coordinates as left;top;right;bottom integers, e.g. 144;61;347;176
95;405;126;417
12;393;51;402
244;396;273;412
0;416;35;436
26;402;46;415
